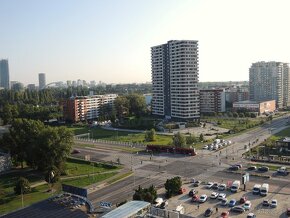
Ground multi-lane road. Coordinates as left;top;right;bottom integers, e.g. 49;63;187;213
72;114;290;211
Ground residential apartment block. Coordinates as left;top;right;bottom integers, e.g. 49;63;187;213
0;59;10;89
249;61;290;109
151;40;199;121
233;100;276;115
62;94;117;122
200;89;226;113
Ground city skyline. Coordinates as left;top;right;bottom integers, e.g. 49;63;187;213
1;0;290;85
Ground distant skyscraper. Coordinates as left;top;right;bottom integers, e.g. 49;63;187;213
249;61;290;108
0;59;10;89
151;40;200;121
27;84;36;91
38;73;46;90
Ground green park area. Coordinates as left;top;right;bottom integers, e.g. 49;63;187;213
0;158;119;215
70;126;173;145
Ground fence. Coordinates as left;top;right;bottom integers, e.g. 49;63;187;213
74;135;146;148
148;207;195;218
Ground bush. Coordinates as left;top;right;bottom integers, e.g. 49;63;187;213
165;176;182;198
14;177;31;195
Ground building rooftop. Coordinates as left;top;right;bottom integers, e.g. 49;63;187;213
101;201;150;218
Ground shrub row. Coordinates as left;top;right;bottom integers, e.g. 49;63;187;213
146;145;197;156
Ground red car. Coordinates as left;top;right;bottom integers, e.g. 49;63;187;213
220;211;229;218
191;195;199;202
240;196;247;204
178;188;186;194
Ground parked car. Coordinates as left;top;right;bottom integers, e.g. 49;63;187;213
262;199;270;207
218;184;226;191
204;208;214;217
220;211;230;218
243;201;251;210
71;149;80;154
286;208;290;216
203;145;209;149
153;197;164;207
258;166;269;172
188;189;197;197
193;180;201;187
210;192;219;199
247;166;257;171
218;193;226;200
191;195;199;202
235;164;242;168
229;165;239;171
212;182;219;190
199;194;208;203
220;198;228;206
271;199;277;207
228;199;236;207
240;196;247;204
231;206;245;213
191;178;196;183
277;166;288;175
247;212;256;218
178;188;186;194
206;182;214;189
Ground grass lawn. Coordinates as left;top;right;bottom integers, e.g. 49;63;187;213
63;172;117;187
248;163;288;171
0;158;121;215
65;158;119;176
274;126;290;138
70;126;172;145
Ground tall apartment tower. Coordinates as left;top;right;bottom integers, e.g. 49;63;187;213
38;73;46;90
0;59;10;89
249;61;290;109
151;40;199;121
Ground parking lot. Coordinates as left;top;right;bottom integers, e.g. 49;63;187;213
162;175;290;218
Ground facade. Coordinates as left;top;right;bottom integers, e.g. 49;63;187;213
200;89;226;113
151;40;199;121
0;59;10;89
225;88;249;108
0;152;12;173
27;84;36;90
276;137;290;152
38;73;46;90
232;100;276;115
62;94;117;122
249;61;290;109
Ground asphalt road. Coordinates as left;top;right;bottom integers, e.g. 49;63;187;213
72;114;290;213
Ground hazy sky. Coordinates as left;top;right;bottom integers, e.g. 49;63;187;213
1;0;290;85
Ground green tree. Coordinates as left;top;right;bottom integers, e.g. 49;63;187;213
199;133;204;142
127;94;147;116
233;112;239;118
132;185;157;203
145;129;156;142
186;134;196;145
44;166;61;186
172;132;186;147
14;177;31;195
164;176;182;198
114;96;130;118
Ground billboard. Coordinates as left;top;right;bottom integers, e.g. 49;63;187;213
62;184;88;198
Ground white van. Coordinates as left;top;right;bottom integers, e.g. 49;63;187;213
174;204;185;214
260;183;269;196
252;184;261;195
231;180;240;193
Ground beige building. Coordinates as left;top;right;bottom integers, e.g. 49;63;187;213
233;100;276;115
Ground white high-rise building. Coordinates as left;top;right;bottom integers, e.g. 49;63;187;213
249;61;290;109
151;40;199;121
38;73;46;90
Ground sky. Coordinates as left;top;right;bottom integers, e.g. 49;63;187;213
1;0;290;85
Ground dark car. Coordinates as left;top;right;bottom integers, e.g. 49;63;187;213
258;166;269;172
247;166;257;171
287;208;290;216
240;196;247;204
188;189;197;197
71;149;80;154
204;208;214;217
231;206;245;213
229;165;239;171
193;180;201;187
212;182;219;190
263;199;270;207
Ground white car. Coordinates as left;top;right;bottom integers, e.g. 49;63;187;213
218;184;226;191
271;199;277;207
203;145;208;149
210;192;219;199
199;194;208;203
243;200;251;210
206;182;214;189
217;193;226;200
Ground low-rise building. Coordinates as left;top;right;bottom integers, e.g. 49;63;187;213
62;94;117;122
276;137;290;152
232;100;275;115
200;89;226;114
0;152;12;172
